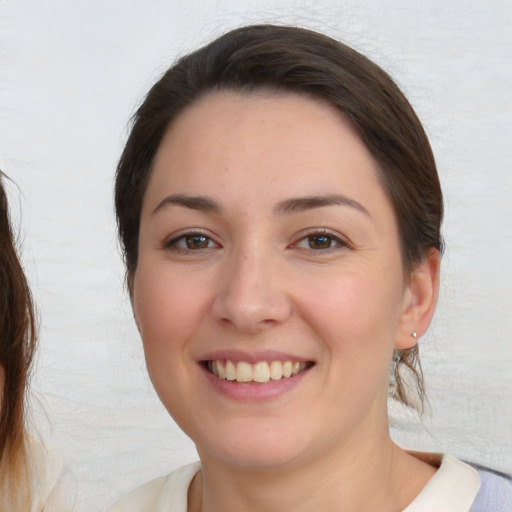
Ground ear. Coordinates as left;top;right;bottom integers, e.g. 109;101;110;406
396;248;441;349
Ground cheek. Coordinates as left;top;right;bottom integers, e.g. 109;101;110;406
131;263;206;420
132;262;208;358
301;266;404;341
296;263;405;385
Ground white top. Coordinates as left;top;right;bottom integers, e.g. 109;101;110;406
107;454;481;512
27;437;64;512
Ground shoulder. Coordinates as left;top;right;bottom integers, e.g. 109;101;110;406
107;462;201;512
469;466;512;512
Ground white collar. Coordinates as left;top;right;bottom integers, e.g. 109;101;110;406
403;454;480;512
108;455;482;512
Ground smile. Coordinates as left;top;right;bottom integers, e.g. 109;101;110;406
206;360;311;383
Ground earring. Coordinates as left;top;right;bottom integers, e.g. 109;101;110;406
411;332;417;340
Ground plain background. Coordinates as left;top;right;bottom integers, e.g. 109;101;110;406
1;1;511;510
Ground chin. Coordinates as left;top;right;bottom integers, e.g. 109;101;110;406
207;444;303;470
194;420;311;470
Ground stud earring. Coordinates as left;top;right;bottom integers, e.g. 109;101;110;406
411;332;417;340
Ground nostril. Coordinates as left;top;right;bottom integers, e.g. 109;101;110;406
210;260;293;333
213;294;293;334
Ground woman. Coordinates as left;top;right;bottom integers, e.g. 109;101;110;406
0;172;62;511
109;25;511;511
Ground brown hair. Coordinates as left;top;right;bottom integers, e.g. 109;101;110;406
115;24;443;408
0;172;36;508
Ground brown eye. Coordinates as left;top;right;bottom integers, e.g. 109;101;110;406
185;235;210;249
307;235;333;249
165;232;219;252
293;231;346;252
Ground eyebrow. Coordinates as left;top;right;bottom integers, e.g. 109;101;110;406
152;194;222;215
275;194;370;216
152;193;369;217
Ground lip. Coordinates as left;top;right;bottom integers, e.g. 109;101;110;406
199;349;312;364
198;350;314;402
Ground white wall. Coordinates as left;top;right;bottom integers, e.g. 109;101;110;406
1;1;510;510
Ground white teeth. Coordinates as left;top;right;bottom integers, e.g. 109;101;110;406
236;361;253;382
209;359;308;382
253;362;270;383
269;360;283;380
283;361;292;378
225;360;236;381
217;361;226;379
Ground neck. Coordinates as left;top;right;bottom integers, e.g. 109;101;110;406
189;422;435;512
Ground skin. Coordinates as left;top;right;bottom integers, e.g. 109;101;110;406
133;91;440;511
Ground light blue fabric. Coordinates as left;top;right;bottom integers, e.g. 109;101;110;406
469;468;512;512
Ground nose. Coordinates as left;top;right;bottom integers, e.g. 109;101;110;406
211;245;292;333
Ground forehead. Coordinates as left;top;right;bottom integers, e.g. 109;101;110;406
157;90;364;160
146;91;385;206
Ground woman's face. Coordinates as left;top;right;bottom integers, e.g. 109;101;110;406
133;91;417;469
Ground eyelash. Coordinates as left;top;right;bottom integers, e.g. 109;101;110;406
163;228;349;255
